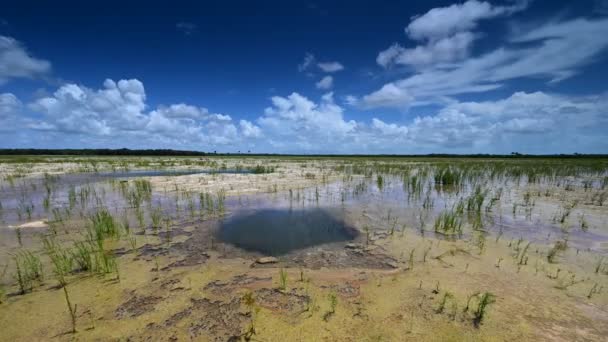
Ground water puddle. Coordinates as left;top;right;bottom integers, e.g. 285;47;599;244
1;168;605;255
96;169;251;178
217;208;358;256
0;169;251;225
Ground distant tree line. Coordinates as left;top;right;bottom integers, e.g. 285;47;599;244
0;148;209;156
0;149;606;158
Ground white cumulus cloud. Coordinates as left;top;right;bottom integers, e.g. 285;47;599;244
298;53;315;72
252;90;608;153
316;75;333;89
0;92;20;117
377;0;528;69
0;92;23;132
0;35;51;84
406;0;527;41
239;120;262;138
25;79;256;149
317;61;344;73
367;16;608;108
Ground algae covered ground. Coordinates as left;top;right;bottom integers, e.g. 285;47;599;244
0;155;607;341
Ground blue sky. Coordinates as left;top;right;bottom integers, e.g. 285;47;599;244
1;0;608;154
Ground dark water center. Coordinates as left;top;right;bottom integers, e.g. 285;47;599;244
217;208;358;256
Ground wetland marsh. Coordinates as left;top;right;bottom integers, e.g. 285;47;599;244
0;155;607;341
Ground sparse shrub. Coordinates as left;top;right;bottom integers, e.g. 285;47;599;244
323;292;338;321
71;241;94;272
473;292;496;327
13;250;43;294
42;236;73;285
436;291;453;314
0;264;7;303
547;240;567;263
150;207;162;233
434;210;463;235
434;167;462;187
251;165;275;174
278;268;288;291
376;174;384;190
242;291;259;339
90;209;119;240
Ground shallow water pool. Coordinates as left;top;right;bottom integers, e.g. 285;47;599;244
217;208;358;256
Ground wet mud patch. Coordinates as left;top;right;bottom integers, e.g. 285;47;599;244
159;222;217;267
231;273;273;285
138;236;210;269
203;274;273;295
137;243;170;257
159;278;187;292
156;226;192;241
162;251;210;269
254;288;310;315
328;282;361;298
203;280;230;294
286;244;400;269
115;294;164;319
241;242;400;270
162;297;247;341
432;247;479;267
